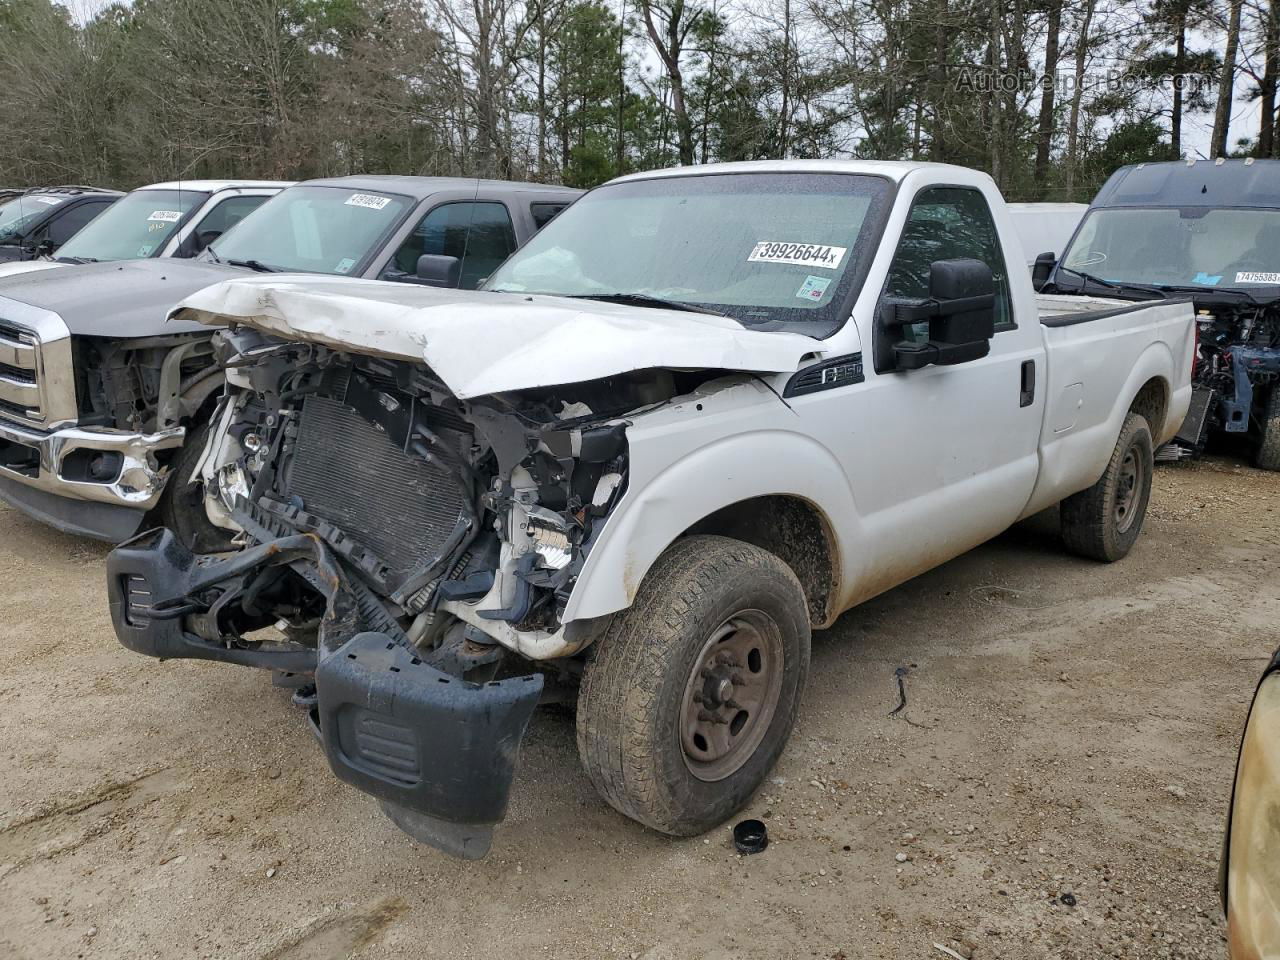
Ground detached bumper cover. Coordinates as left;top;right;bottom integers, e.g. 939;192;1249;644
107;527;544;858
317;632;543;859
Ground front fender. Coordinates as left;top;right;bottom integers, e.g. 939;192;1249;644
562;428;862;624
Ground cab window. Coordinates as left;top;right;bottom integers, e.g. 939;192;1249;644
46;200;112;247
530;201;569;230
384;201;517;289
883;187;1013;335
195;194;271;245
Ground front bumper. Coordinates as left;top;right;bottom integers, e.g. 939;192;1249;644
107;527;544;859
0;416;184;540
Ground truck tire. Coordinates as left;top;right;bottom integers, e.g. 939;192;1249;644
1060;412;1153;562
575;535;810;836
152;419;236;554
1256;387;1280;471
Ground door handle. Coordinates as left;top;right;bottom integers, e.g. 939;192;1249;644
1020;360;1035;407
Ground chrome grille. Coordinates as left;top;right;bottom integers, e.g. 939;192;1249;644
0;319;41;422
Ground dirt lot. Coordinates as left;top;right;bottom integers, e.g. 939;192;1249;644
1;456;1277;960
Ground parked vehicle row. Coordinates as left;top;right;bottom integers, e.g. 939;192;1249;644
0;175;579;544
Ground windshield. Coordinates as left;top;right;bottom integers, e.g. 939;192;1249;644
55;189;208;261
1062;207;1280;289
208;185;413;274
485;172;891;328
0;194;69;243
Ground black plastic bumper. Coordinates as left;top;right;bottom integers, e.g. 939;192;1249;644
107;526;544;858
316;632;543;858
107;527;319;672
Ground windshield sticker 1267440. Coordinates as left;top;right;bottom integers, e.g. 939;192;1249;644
748;241;847;269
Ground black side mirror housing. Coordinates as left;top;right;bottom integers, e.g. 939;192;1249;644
1032;251;1056;291
415;254;462;288
877;258;997;371
176;230;222;259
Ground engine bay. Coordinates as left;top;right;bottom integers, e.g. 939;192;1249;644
182;327;709;675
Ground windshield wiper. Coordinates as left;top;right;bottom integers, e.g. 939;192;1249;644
1056;265;1166;300
1153;284;1271;303
566;292;729;317
226;258;279;273
56;255;98;264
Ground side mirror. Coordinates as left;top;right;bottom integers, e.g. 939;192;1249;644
1032;251;1056;291
415;254;461;288
176;230;221;258
878;258;996;371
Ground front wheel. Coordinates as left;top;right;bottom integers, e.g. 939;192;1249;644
1256;386;1280;471
1061;412;1154;562
151;419;236;554
575;535;811;836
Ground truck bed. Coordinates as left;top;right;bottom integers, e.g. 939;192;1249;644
1020;294;1196;518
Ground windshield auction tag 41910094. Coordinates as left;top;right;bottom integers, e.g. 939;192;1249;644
748;241;847;269
345;194;392;211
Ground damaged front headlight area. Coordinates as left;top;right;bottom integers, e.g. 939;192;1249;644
104;326;650;857
158;325;639;659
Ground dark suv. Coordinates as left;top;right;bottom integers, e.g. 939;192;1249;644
0;186;122;263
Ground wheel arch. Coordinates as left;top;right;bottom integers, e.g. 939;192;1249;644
1127;374;1170;442
684;495;841;627
562;432;859;628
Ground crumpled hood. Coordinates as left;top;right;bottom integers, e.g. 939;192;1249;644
0;258;241;336
171;275;825;399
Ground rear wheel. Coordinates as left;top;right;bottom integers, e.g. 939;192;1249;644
1256;386;1280;472
152;419;236;554
1061;412;1153;562
575;535;810;836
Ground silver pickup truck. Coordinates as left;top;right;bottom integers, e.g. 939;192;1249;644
0;176;578;546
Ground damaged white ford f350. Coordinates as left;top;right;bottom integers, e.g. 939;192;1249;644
106;161;1195;858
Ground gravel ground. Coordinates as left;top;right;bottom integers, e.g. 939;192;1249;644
0;455;1277;960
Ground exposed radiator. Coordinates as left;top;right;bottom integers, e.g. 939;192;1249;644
284;394;471;578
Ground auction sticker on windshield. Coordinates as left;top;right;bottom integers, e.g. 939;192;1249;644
749;241;847;269
345;194;391;211
1236;272;1280;284
147;210;183;223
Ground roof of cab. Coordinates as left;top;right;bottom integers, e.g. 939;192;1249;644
13;184;123;198
297;175;581;200
140;180;292;192
608;158;995;186
1091;158;1280;208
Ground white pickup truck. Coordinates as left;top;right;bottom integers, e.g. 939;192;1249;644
107;160;1195;858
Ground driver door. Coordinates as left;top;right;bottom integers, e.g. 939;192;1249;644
838;186;1046;601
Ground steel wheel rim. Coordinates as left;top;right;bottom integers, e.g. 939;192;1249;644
679;609;784;782
1114;444;1144;534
